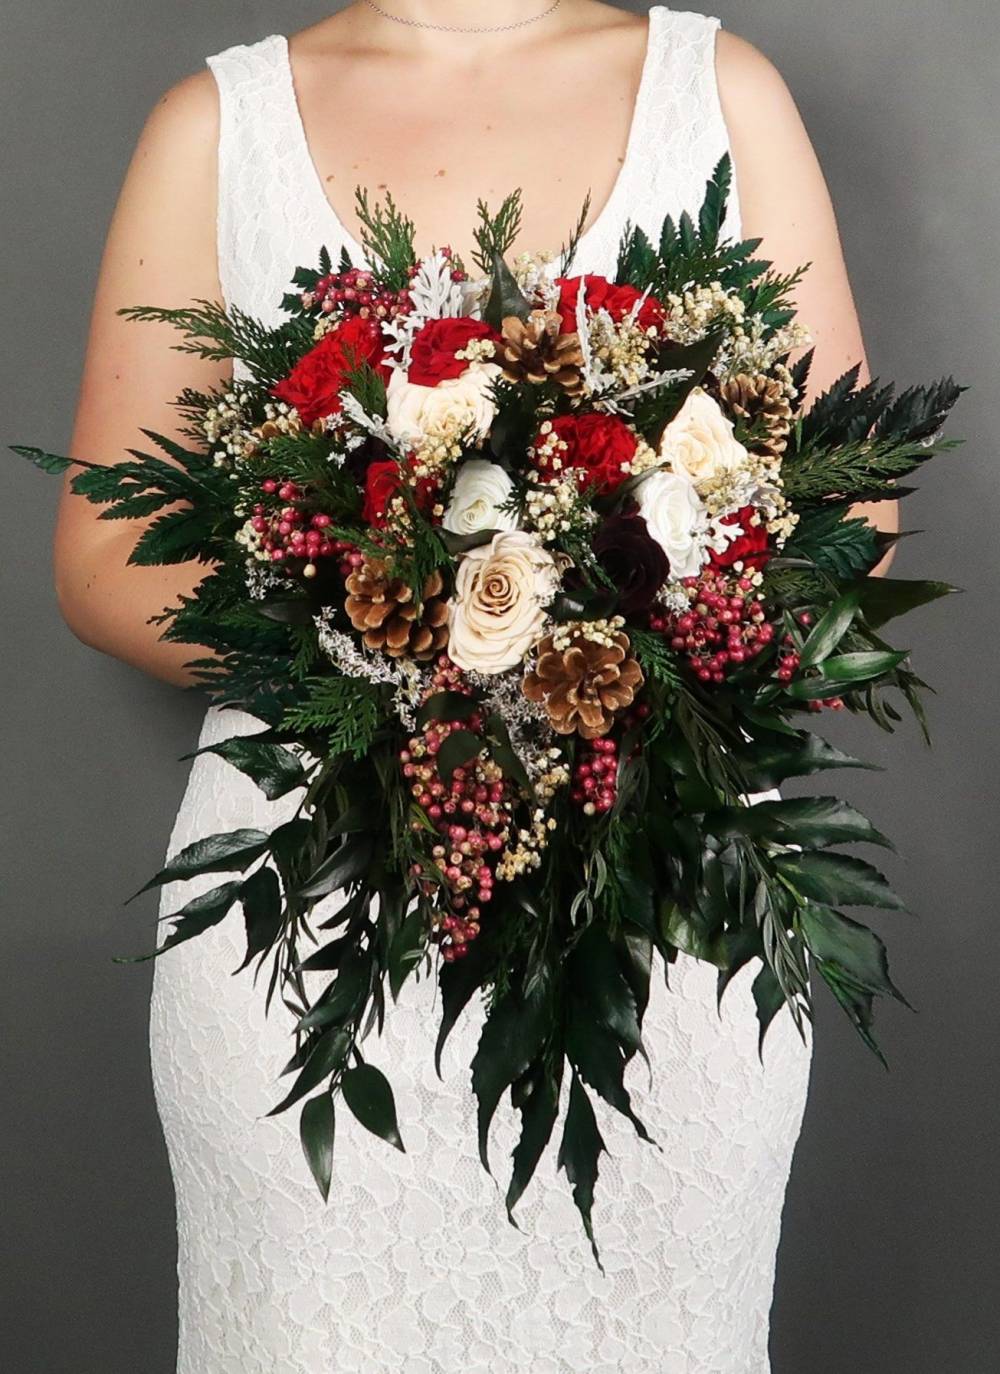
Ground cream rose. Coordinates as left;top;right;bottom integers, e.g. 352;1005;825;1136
634;469;710;580
447;531;560;675
385;362;501;450
443;459;518;537
659;387;749;486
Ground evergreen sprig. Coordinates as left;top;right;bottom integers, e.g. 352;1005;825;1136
354;188;417;290
472;191;523;276
118;300;315;384
281;675;384;758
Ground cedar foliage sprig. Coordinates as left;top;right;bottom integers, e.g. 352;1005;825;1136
117;300;315;384
354;188;417;290
281;676;385;759
472;190;523;275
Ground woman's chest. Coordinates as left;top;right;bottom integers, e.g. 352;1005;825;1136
287;32;649;265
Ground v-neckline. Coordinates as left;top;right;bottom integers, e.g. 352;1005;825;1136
274;8;663;271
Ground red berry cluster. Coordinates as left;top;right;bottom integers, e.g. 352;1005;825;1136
572;738;620;814
401;658;512;961
304;267;411;322
570;703;649;814
251;478;359;579
650;568;776;684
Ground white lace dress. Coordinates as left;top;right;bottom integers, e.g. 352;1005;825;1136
149;9;813;1372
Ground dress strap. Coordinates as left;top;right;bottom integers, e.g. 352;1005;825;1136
206;35;309;324
631;8;741;242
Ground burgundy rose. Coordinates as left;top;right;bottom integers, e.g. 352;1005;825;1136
553;275;666;334
593;512;670;616
271;315;389;427
408;317;498;386
537;412;639;496
708;505;774;572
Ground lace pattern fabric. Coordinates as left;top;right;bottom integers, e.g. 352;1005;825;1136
150;11;812;1371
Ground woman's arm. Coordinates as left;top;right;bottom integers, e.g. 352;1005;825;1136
54;70;231;687
716;30;899;567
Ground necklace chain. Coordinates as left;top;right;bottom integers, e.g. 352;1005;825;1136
363;0;561;35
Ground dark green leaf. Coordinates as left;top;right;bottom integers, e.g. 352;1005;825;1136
132;829;270;899
566;1007;652;1144
482;250;532;330
787;650;909;699
127;507;216;566
236;866;283;970
661;902;720;964
506;1058;562;1222
557;1072;607;1269
817;962;886;1064
858;577;958;629
340;1063;405;1151
774;851;905;910
570;925;643;1055
120;880;242;964
388;906;426;1001
299;1093;335;1202
800;902;907;1003
195;735;307;800
297;954;371;1032
484;713;534;794
708;796;892;850
436;728;483;782
416;691;481;730
472;978;551;1172
299;835;374;900
752;965;786;1053
739;731;879;786
434;926;494;1076
10;444;77;474
268;1026;351;1116
799;587;862;669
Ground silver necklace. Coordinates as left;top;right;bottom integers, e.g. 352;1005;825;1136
363;0;561;35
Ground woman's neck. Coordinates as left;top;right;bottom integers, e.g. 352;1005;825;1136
349;0;588;54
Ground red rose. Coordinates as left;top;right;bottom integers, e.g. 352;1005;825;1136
271;315;389;427
537;413;638;496
709;506;774;571
553;275;665;334
361;458;437;528
408;317;497;386
362;459;403;528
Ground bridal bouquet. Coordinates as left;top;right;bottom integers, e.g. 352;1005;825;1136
17;159;961;1257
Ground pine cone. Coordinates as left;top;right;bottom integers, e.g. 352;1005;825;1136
523;630;644;740
495;310;586;396
344;559;449;661
720;373;793;459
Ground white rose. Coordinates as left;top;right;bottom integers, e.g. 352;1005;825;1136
385;362;501;449
659;387;749;486
443;459;518;536
447;531;560;675
634;469;710;580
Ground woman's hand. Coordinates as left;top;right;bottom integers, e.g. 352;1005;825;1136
717;30;898;571
55;70;230;686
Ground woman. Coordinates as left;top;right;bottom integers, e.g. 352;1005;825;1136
55;3;895;1371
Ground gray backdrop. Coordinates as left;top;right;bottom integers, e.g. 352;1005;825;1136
3;2;998;1370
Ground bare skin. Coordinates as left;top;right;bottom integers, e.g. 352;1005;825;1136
55;0;895;689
